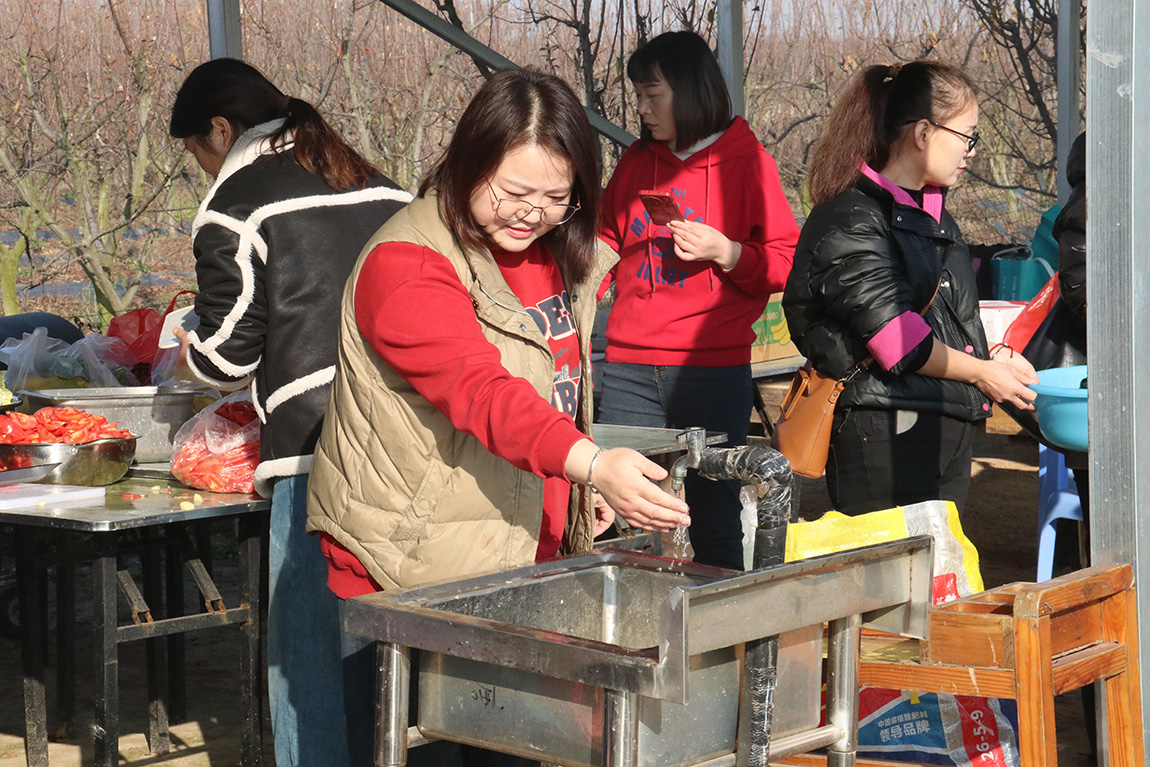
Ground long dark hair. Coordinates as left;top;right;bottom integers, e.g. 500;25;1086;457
170;58;376;192
420;69;601;283
627;31;732;152
807;60;976;205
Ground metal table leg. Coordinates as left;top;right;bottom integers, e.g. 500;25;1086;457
825;613;863;767
56;537;76;740
16;528;48;767
142;531;170;754
377;642;411;767
237;511;263;766
92;532;120;767
605;689;640;767
165;523;187;724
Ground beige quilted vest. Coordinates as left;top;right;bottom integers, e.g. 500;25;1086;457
306;192;615;591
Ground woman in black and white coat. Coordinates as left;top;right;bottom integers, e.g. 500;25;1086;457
170;58;410;767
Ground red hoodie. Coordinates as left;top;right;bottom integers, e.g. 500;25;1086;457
599;117;799;366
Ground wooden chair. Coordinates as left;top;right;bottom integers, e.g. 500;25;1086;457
846;564;1144;767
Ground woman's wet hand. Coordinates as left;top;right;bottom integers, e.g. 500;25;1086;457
593;448;691;531
592;492;617;536
566;440;689;532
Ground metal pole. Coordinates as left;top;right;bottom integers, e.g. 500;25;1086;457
206;0;243;60
715;0;746;118
1087;0;1150;758
825;614;862;767
374;0;634;148
604;689;640;767
377;642;412;767
1055;0;1082;202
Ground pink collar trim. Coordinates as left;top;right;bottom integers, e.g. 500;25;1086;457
858;162;944;223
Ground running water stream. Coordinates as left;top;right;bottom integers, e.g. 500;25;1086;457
670;488;690;559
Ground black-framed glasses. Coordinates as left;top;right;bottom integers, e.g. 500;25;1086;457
486;181;580;225
929;120;980;152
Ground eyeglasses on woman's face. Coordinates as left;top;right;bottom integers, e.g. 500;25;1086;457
929;120;980;152
487;181;580;226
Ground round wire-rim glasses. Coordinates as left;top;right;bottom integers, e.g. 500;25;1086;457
487;181;580;226
929;120;980;152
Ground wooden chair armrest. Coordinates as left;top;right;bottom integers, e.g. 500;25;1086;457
1015;563;1133;619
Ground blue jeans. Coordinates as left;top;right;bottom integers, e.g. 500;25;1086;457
598;362;751;570
268;474;350;767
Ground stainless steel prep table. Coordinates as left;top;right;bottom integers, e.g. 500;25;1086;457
5;474;268;767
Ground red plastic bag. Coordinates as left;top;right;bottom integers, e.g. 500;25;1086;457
107;308;163;365
1001;274;1060;352
170;391;260;495
108;290;197;366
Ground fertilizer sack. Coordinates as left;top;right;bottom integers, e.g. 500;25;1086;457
787;501;1019;766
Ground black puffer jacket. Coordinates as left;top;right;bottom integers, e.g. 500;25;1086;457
783;176;991;422
186;121;412;494
1052;131;1086;332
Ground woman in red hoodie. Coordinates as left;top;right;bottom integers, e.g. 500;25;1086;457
599;31;800;569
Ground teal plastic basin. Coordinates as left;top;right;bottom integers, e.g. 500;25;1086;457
1029;365;1088;452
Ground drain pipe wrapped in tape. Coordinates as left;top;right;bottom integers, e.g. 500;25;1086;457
695;442;794;767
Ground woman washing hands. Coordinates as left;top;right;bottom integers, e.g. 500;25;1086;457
306;71;690;601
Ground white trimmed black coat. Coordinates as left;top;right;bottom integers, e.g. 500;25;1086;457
186;121;412;495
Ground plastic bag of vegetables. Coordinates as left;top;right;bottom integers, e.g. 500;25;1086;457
170;391;260;495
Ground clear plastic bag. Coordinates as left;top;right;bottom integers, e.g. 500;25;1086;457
0;327;141;390
0;327;86;390
170;390;261;495
65;334;139;386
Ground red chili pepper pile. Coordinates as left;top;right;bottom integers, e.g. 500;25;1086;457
0;407;134;444
171;398;260;494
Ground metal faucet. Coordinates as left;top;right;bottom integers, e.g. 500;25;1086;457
670;427;707;496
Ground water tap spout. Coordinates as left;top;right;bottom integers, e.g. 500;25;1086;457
670;427;707;496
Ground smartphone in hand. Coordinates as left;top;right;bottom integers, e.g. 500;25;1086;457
639;190;684;226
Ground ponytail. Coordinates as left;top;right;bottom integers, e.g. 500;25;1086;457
806;60;976;205
171;59;376;193
274;97;377;192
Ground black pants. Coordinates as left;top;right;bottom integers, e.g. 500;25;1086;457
826;408;977;516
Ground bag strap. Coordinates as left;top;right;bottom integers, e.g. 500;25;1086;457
163;290;198;316
844;264;947;381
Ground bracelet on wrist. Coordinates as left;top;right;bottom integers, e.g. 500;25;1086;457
585;448;605;495
989;342;1015;359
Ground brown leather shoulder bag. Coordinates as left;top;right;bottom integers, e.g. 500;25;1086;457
772;274;944;478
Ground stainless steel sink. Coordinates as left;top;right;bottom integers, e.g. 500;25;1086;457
345;539;934;767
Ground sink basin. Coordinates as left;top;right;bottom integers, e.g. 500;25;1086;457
345;543;933;767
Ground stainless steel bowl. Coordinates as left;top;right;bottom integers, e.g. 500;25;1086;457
0;437;137;485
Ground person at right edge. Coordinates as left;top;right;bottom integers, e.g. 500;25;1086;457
1049;130;1091;566
783;60;1038;517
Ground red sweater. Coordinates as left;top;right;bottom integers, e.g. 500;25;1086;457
599;117;799;366
321;240;586;599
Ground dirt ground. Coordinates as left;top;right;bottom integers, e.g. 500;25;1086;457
0;427;1097;766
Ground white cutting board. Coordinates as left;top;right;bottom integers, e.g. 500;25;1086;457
0;483;105;510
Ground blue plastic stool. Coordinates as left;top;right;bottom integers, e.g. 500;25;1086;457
1036;444;1083;581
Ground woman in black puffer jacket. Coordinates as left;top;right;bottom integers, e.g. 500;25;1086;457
783;60;1038;516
